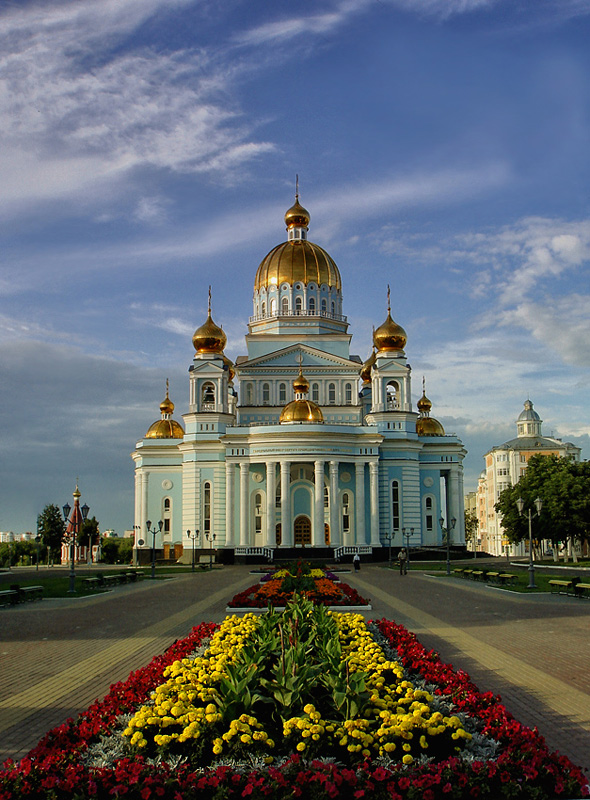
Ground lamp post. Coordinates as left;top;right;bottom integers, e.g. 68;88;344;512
384;531;394;567
205;531;216;570
133;525;141;567
187;529;200;572
35;535;41;571
516;496;542;589
439;516;457;576
401;527;414;571
62;485;90;594
146;519;163;580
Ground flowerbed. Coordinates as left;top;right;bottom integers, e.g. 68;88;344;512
228;561;369;607
0;600;587;800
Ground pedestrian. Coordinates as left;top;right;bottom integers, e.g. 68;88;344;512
353;553;360;572
399;548;407;575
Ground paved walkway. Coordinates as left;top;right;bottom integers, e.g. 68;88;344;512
1;564;589;777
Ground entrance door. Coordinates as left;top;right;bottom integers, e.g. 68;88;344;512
294;515;311;545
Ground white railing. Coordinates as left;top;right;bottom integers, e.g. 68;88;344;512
235;546;274;562
250;310;347;324
333;545;372;562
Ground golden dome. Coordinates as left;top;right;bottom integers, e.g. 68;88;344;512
373;286;407;352
416;416;445;436
146;419;185;439
280;399;324;424
192;287;226;354
417;391;432;413
293;368;310;393
254;239;341;292
360;348;376;383
284;199;310;230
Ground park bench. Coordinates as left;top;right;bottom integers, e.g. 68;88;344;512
486;571;500;581
573;582;590;599
82;577;101;590
548;579;572;594
19;586;43;601
462;569;473;578
124;572;144;582
498;574;518;586
0;589;19;607
101;575;121;588
452;568;464;576
471;570;484;581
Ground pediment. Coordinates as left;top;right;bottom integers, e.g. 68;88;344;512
237;344;359;371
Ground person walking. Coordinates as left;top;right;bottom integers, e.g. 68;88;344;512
399;548;407;575
353;553;360;572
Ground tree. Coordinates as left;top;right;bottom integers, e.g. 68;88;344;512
495;455;590;557
101;537;133;565
79;516;100;554
37;504;65;563
464;509;478;546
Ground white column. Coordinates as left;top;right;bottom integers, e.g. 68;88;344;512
266;461;276;547
355;462;366;545
448;468;461;545
141;472;149;545
239;462;249;546
314;460;325;547
280;461;291;546
225;462;235;546
329;460;339;547
369;461;380;546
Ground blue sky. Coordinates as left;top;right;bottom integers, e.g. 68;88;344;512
1;0;589;535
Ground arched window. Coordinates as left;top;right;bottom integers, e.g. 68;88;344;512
328;383;336;404
261;301;266;316
342;492;350;533
255;493;262;534
321;299;327;313
309;297;315;313
345;383;352;405
245;383;253;405
262;383;270;405
311;383;319;403
203;482;211;535
281;297;289;315
164;498;171;511
331;301;335;315
392;481;400;531
279;383;286;403
270;298;277;315
324;485;329;508
386;382;399;409
202;383;215;407
295;296;302;313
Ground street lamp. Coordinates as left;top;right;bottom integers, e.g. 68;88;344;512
35;535;41;571
146;519;163;579
383;532;394;567
401;527;415;571
439;516;457;576
205;531;216;570
63;485;90;594
187;529;200;572
516;496;542;589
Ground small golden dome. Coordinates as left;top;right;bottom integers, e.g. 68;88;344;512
285;198;310;230
417;391;432;413
192;288;226;354
160;395;174;415
280;399;324;424
373;312;407;352
416;416;445;436
293;368;310;393
146;419;185;439
360;348;376;383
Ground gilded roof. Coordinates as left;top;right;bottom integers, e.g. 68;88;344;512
254;240;342;291
416;416;445;436
146;419;185;439
280;399;324;424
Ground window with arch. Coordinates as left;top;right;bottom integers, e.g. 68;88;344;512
342;492;350;532
164;498;171;511
295;296;302;313
328;383;336;404
245;383;253;405
270;298;277;315
425;495;434;531
281;297;289;315
392;481;400;530
331;301;335;315
309;297;316;314
202;383;215;406
262;383;270;405
311;383;319;403
324;485;329;508
279;383;287;403
203;482;211;535
255;492;262;534
321;298;327;313
261;301;266;316
345;383;352;405
386;382;400;409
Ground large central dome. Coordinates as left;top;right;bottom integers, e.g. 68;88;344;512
254;239;341;291
254;197;342;291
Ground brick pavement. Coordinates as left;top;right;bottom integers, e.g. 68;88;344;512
1;563;589;778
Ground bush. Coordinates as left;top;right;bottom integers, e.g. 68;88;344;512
100;537;133;564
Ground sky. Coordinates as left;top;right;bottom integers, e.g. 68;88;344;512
1;0;589;535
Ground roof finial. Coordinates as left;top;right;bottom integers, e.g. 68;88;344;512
297;351;303;370
295;173;299;201
387;284;391;315
208;285;212;315
422;375;425;394
166;378;170;398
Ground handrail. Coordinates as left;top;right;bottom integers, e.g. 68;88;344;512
333;545;372;561
235;546;274;562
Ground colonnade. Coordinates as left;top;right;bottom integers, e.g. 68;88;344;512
224;458;381;548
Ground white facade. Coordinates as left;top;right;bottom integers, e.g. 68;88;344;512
132;196;466;560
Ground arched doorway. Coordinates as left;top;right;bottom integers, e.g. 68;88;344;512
294;515;311;546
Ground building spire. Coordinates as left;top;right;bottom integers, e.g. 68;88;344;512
208;285;212;315
387;284;391;315
295;173;299;201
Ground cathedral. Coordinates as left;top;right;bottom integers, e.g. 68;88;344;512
132;193;466;562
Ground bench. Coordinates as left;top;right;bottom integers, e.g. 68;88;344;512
82;577;101;590
124;572;144;582
498;574;518;586
548;579;572;594
486;571;500;580
573;582;590;599
462;569;473;578
471;570;484;581
101;575;121;588
19;586;43;601
0;589;19;607
452;568;464;576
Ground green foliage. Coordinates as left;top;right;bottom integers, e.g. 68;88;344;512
464;509;478;543
495;455;590;547
79;516;100;548
37;503;65;560
100;537;133;564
